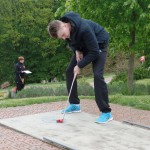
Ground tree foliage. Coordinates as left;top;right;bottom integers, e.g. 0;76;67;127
0;0;149;87
0;0;70;84
56;0;149;51
56;0;150;92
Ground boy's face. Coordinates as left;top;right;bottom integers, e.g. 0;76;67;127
20;59;24;63
57;23;70;40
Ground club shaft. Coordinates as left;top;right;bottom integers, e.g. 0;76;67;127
62;74;77;120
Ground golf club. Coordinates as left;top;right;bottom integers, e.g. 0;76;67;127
57;73;77;123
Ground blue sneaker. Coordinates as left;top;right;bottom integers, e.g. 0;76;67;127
61;104;81;114
95;112;113;124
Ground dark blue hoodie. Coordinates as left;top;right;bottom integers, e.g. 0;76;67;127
60;11;109;68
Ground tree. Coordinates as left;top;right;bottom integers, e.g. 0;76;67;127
56;0;149;93
0;0;58;84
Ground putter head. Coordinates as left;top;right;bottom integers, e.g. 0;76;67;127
56;119;64;123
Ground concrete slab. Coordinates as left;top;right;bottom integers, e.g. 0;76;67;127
0;111;149;150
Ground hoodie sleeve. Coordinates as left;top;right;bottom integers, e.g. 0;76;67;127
77;28;100;68
15;64;22;74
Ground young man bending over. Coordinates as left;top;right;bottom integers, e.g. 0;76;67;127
48;12;113;124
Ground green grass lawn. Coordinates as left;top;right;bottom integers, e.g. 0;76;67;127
0;96;94;108
110;95;150;110
135;78;150;85
0;95;149;111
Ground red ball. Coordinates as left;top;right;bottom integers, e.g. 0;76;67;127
56;119;63;123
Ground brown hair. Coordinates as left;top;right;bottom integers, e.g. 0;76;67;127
18;56;24;61
47;20;62;38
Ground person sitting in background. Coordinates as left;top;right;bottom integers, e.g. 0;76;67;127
15;56;26;93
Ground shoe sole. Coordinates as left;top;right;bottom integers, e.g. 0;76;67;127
95;117;113;124
61;110;81;114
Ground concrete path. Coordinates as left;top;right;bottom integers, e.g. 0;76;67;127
0;111;149;150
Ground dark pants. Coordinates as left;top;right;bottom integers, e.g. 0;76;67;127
16;81;25;93
66;50;111;113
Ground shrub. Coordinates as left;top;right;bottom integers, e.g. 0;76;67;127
1;81;10;89
147;84;150;95
112;66;150;83
0;92;4;97
16;87;56;98
15;81;94;98
108;82;150;95
78;82;94;96
111;72;127;83
13;79;150;98
134;66;150;80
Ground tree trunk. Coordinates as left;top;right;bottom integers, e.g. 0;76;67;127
128;52;135;94
128;9;136;94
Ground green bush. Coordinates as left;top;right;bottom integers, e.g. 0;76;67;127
112;66;150;83
15;86;65;98
111;72;127;83
108;81;125;94
147;84;150;95
108;82;150;95
14;79;150;98
134;66;150;80
78;82;94;96
15;82;94;98
0;92;4;97
110;95;150;110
